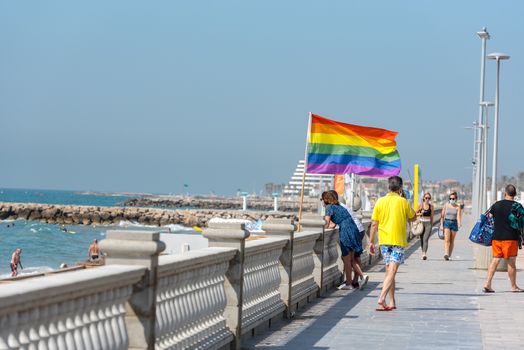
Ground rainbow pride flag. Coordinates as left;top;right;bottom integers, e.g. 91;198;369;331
306;114;401;177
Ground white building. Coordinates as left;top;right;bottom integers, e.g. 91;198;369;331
283;160;334;197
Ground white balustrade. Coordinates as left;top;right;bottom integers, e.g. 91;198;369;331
290;231;320;305
242;238;288;333
321;228;343;290
0;217;390;350
155;248;237;350
0;265;145;350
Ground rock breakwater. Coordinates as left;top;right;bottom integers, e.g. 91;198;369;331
123;196;317;212
0;202;299;228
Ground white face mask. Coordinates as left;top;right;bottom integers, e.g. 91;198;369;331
449;199;456;204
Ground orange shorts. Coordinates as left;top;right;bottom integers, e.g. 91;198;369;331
492;240;518;259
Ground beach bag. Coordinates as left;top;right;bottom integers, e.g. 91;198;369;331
411;220;424;237
469;211;494;246
437;227;444;240
509;202;524;249
509;202;524;230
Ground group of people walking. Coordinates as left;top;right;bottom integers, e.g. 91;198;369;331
415;190;463;261
321;175;523;312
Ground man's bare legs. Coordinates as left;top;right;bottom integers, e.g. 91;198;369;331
377;262;399;309
507;257;522;291
484;257;501;291
484;256;522;292
388;279;396;308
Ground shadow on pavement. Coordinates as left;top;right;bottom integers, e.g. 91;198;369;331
242;282;379;349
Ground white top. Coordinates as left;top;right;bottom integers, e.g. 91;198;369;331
340;203;364;232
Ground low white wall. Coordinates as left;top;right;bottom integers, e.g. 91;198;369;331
155;248;236;350
242;238;288;334
0;265;145;350
0;212;403;350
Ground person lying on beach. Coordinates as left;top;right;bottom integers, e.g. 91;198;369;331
10;248;23;277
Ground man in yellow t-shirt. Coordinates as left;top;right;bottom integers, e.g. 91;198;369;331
369;176;416;311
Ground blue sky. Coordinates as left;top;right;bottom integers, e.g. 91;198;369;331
1;1;523;195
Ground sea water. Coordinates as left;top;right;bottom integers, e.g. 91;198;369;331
0;188;195;277
0;220;107;277
0;188;130;207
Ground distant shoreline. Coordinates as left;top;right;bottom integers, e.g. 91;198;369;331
123;196;317;212
75;190;150;197
0;202;301;228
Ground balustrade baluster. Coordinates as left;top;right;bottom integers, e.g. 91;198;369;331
88;298;101;350
63;301;76;350
79;296;93;350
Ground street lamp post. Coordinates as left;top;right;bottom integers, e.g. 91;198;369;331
473;28;490;220
466;122;479;184
487;53;510;203
479;101;494;210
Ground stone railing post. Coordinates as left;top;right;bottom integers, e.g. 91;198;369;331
300;214;326;296
100;230;166;350
261;219;296;318
203;222;250;350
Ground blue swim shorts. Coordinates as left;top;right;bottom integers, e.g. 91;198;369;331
380;245;405;265
443;219;459;232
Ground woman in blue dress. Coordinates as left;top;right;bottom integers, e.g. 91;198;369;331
322;191;366;290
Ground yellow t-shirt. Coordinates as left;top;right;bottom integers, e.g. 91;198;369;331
371;192;416;247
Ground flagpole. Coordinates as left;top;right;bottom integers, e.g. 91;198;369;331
298;112;312;231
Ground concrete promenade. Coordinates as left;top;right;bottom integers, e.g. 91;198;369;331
244;215;524;350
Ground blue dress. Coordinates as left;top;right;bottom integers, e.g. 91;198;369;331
326;204;363;256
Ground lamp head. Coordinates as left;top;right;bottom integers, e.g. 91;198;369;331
487;52;510;60
477;27;490;40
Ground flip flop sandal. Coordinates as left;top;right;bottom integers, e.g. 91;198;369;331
511;288;524;293
376;306;394;311
376;302;394;311
483;287;495;293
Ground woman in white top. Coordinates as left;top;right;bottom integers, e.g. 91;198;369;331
439;191;462;261
336;192;368;289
